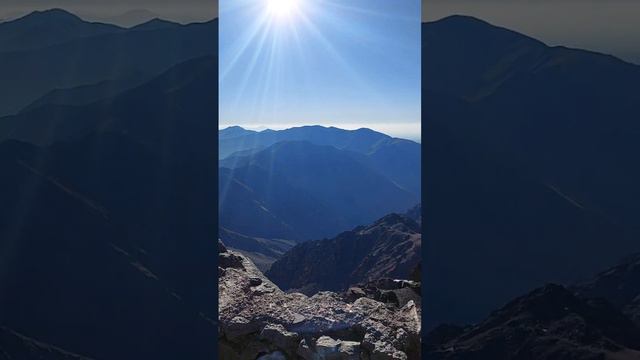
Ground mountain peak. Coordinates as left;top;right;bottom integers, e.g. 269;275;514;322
131;18;179;31
19;8;82;23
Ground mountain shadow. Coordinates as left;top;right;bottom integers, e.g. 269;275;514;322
423;15;640;328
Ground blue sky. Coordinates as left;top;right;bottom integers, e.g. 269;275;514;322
219;0;421;140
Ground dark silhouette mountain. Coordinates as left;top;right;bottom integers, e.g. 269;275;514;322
131;18;181;32
220;141;418;244
0;14;217;116
574;254;640;326
423;16;640;327
20;76;148;112
0;326;95;360
1;55;217;155
266;212;421;294
220;126;421;197
96;9;160;27
0;139;216;360
425;284;640;360
0;9;123;53
426;255;640;359
0;46;218;360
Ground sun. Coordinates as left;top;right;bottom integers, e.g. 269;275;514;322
267;0;300;20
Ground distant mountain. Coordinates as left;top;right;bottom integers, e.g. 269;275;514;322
0;9;123;53
20;76;148;112
220;140;418;243
426;255;640;359
0;51;218;359
131;18;181;32
266;212;421;294
95;9;160;27
218;227;295;272
220;126;421;197
0;12;217;116
1;55;217;153
423;16;640;327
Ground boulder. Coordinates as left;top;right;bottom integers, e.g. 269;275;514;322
218;247;421;359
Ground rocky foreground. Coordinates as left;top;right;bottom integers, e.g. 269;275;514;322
218;241;421;360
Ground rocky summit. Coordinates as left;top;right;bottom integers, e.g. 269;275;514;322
218;241;421;360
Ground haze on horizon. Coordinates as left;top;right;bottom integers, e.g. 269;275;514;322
424;0;640;64
219;0;421;141
0;0;218;25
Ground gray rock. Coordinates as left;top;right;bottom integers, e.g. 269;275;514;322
219;250;421;360
257;351;287;360
260;324;299;353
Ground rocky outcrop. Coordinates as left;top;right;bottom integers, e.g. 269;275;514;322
345;279;421;309
425;284;640;359
266;214;421;295
219;241;421;360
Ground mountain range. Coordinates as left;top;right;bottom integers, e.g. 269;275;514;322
0;9;216;117
423;15;640;328
266;208;422;294
219;126;421;267
0;10;218;360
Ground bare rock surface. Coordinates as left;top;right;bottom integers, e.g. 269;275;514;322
219;241;421;360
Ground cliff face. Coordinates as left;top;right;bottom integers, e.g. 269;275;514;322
266;213;421;295
218;241;421;360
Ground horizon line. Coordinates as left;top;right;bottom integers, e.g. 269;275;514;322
0;7;217;27
219;123;422;142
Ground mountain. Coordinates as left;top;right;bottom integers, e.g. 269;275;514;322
220;126;421;197
0;139;216;360
219;125;391;159
0;9;123;53
0;14;217;116
426;255;640;359
96;9;161;27
218;227;296;272
220;141;418;243
266;212;421;294
423;16;640;327
218;241;421;360
131;18;181;32
0;326;95;360
0;49;218;359
1;55;217;154
20;76;148;112
425;285;640;360
574;254;640;325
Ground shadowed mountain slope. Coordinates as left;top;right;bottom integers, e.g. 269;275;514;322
267;212;421;294
220;125;421;197
0;12;217;116
0;9;123;53
426;256;640;359
220;141;418;243
0;43;219;359
423;16;640;327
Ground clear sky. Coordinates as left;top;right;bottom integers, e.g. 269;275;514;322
219;0;422;140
